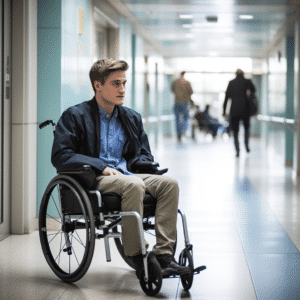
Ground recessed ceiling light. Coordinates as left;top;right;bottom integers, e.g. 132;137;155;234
239;15;254;20
179;14;193;19
186;33;195;39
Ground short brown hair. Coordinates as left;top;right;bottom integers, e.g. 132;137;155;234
89;58;129;92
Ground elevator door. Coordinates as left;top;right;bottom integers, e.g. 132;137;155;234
0;0;11;240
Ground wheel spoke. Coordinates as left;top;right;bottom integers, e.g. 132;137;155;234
70;233;81;267
46;213;62;225
47;229;62;244
73;230;86;248
54;238;68;264
50;193;62;220
58;231;63;265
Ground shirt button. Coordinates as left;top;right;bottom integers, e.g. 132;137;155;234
109;136;111;138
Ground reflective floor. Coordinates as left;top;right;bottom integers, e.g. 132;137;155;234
1;131;300;299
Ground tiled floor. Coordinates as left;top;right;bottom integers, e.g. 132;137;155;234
1;131;300;299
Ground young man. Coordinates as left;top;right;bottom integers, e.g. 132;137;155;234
51;58;190;278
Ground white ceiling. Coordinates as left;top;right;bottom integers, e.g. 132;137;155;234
116;0;299;58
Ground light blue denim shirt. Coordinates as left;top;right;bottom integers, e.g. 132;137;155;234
98;104;133;175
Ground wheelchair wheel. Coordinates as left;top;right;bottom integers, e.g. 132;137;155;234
140;252;162;296
179;249;194;291
39;175;95;283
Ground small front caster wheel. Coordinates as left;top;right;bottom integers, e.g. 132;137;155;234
179;250;194;291
140;253;163;296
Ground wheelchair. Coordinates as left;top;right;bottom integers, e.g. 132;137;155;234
39;120;206;296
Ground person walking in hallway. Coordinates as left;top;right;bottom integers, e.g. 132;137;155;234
223;69;256;157
171;71;193;143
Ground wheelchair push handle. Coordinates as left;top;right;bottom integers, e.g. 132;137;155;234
39;120;56;133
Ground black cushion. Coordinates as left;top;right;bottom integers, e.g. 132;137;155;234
101;193;157;218
61;187;157;218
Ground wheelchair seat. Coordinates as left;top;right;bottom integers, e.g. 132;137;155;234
101;193;157;218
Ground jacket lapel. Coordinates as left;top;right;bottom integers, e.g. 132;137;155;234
90;97;101;157
117;106;134;139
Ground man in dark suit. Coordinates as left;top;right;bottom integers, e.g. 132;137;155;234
223;69;256;157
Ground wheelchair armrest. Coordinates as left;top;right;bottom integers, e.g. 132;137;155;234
58;165;96;190
132;161;168;175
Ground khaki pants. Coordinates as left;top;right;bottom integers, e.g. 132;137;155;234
96;174;179;256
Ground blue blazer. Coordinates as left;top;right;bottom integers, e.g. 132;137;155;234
51;97;154;173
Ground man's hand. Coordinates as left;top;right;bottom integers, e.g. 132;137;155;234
102;167;123;176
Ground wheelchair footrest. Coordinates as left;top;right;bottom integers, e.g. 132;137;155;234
163;265;206;279
193;265;206;274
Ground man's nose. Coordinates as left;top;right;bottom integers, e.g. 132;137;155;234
120;85;126;93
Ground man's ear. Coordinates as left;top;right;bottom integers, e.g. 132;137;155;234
95;81;101;91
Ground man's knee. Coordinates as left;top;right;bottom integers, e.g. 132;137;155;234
160;176;179;201
122;176;146;200
165;176;179;190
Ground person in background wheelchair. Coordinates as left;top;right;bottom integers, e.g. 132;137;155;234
51;58;191;280
193;104;227;138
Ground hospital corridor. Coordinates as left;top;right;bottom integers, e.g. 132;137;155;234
1;0;300;299
1;132;300;299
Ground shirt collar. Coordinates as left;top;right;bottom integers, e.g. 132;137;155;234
98;104;118;119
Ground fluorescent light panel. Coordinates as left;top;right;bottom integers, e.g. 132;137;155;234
239;14;254;20
179;14;193;19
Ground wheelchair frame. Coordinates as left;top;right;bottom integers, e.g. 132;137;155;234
39;120;206;296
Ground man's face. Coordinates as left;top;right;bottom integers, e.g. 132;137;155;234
97;70;127;106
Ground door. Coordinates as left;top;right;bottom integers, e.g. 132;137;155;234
0;0;11;240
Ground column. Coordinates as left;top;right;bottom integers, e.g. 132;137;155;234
285;35;295;167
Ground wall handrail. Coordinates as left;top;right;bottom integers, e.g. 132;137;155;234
256;114;298;132
142;115;175;124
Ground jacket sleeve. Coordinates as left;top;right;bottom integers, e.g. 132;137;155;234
137;115;154;162
187;81;193;96
223;83;231;114
248;79;256;93
51;108;107;173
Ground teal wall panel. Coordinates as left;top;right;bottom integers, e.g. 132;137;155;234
61;0;93;111
38;0;61;28
37;0;93;215
37;0;62;215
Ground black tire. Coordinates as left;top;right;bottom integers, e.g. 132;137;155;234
179;249;194;291
140;253;163;296
39;175;95;283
